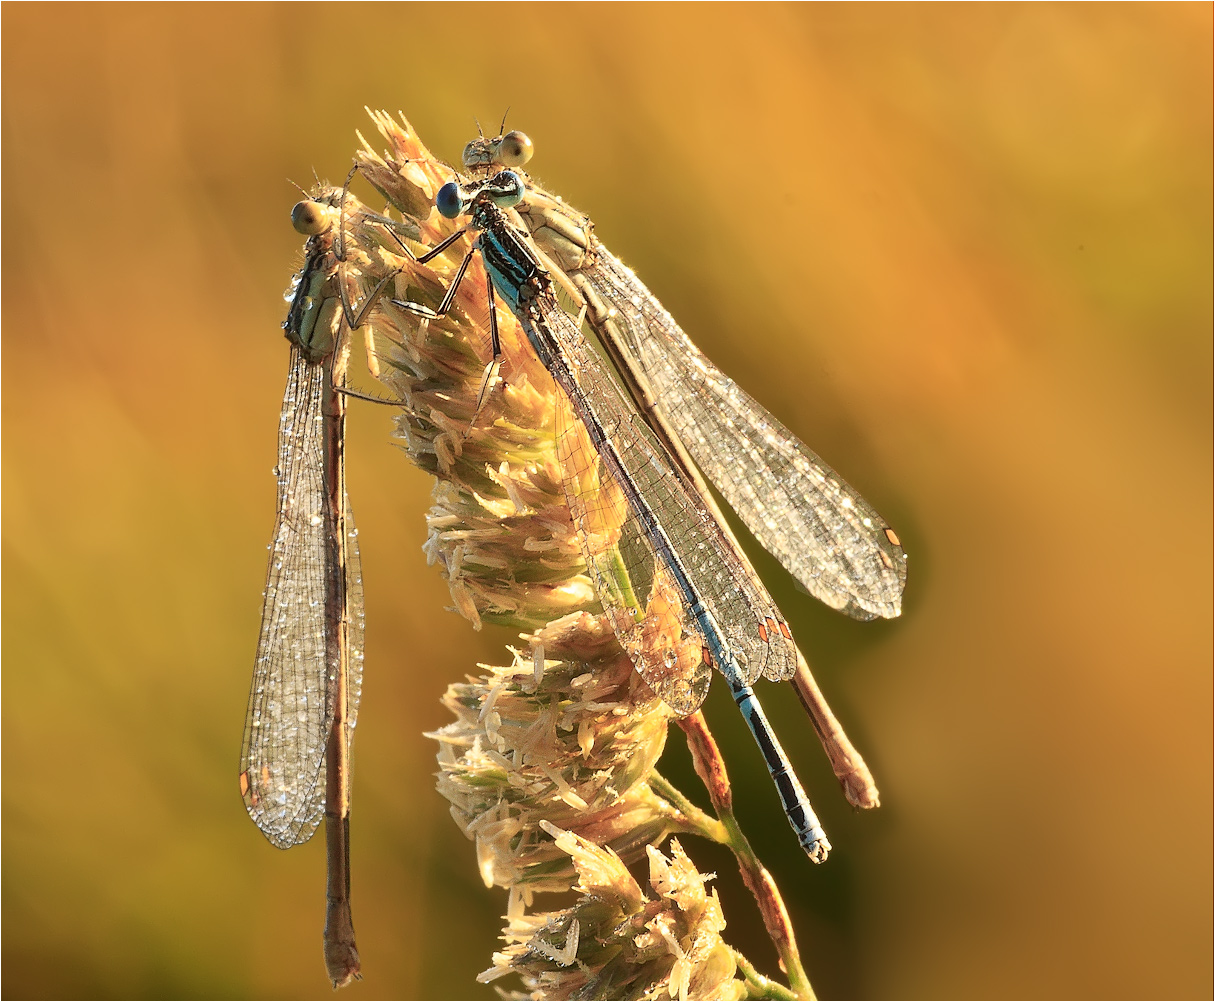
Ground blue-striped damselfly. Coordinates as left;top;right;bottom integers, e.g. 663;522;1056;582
388;169;836;860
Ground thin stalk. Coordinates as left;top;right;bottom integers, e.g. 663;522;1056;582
677;713;815;1001
734;949;800;1001
649;770;729;844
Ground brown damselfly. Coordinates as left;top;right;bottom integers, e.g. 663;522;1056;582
239;183;396;988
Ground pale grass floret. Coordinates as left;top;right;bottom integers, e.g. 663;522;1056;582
476;824;742;1001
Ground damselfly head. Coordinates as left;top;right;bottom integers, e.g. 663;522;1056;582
437;171;525;219
462;130;534;171
291;199;332;236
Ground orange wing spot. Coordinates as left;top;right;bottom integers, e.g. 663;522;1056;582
239;771;250;797
879;550;893;569
260;765;272;785
885;527;901;547
779;621;792;640
758;620;769;643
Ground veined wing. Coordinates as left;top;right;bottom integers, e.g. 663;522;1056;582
342;480;365;749
240;346;365;848
555;390;713;713
585;250;907;621
528;291;798;709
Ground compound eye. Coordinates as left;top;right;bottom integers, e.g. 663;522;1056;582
497;131;533;168
291;200;329;235
436;181;466;219
488;171;525;210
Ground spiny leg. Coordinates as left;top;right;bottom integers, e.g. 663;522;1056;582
465;275;504;435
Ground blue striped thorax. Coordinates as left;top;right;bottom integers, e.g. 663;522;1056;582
438;171;549;314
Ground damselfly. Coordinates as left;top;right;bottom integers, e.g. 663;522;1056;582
459;128;908;809
388;170;833;860
355;115;898;812
240;185;396;987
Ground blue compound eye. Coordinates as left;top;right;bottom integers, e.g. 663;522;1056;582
488;171;525;210
436;181;465;219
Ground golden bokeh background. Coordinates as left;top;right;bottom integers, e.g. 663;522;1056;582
3;4;1210;998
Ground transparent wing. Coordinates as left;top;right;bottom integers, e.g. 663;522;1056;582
240;347;335;848
535;296;797;712
343;483;365;743
586;250;907;621
555;392;711;712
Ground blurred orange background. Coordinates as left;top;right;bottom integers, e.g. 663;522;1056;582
3;4;1210;999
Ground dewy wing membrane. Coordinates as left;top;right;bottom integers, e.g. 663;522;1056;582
586;251;906;621
242;345;334;847
541;293;798;696
460;127;906;623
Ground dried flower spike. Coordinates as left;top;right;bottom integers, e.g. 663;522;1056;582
477;825;743;1002
343;110;815;999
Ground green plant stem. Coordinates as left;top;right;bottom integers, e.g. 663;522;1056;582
734;949;799;1001
650;770;729;843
